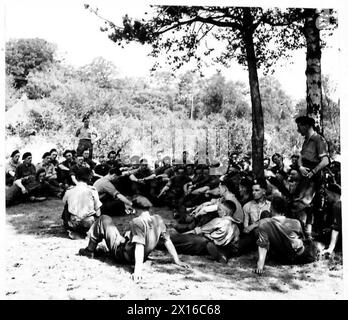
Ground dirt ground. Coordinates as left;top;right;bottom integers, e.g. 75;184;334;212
5;199;344;300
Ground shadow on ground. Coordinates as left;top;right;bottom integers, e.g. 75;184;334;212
6;199;343;297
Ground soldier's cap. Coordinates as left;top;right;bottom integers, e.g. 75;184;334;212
140;158;148;164
22;152;32;160
162;156;171;162
42;152;51;159
11;150;20;158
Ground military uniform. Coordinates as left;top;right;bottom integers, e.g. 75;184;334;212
62;182;102;234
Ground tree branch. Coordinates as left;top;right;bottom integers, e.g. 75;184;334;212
156;12;243;35
195;15;243;30
156;17;200;34
87;6;124;30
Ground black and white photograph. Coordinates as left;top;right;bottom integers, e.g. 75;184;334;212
1;0;346;301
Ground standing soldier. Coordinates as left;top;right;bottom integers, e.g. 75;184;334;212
76;113;99;159
295;116;330;238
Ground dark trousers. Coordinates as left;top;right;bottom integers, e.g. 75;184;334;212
57;168;73;186
174;211;218;232
114;176;133;196
183;193;211;208
6;182;53;207
6;173;14;187
100;198;126;216
162;190;185;209
211;241;239;259
6;185;28;207
77;139;93;158
237;230;258;255
169;230;209;255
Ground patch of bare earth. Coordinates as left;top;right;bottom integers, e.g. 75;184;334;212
5;199;343;300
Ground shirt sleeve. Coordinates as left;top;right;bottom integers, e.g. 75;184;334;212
243;203;250;228
130;219;146;246
91;188;102;211
317;135;329;158
256;221;270;250
102;181;119;198
5;162;13;174
196;217;220;235
158;218;170;241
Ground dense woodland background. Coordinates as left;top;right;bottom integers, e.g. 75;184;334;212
5;38;340;163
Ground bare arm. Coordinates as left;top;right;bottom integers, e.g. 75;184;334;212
129;174;139;182
143;174;156;181
164;239;190;267
95;208;101;217
255;246;268;275
14;179;27;194
8;170;16;177
116;193;133;207
132;243;145;281
322;230;339;255
307;156;330;179
71;175;78;185
244;222;259;233
158;185;169;198
58;163;70;171
191;186;210;195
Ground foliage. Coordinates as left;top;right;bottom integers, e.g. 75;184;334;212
5;74;23;111
78;57;118;89
5;47;340;162
259;76;295;124
5;38;57;88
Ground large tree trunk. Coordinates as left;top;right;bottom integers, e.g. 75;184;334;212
243;8;264;179
303;9;323;134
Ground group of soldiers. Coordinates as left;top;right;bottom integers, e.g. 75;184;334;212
5;115;342;279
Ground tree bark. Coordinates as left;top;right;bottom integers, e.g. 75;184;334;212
303;9;323;134
243;8;265;179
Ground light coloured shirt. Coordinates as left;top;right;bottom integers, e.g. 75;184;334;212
77;126;99;143
195;216;239;246
6;159;20;175
224;192;244;224
210;192;244;224
63;182;102;220
243;199;271;229
93;176;119;199
36;161;56;179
